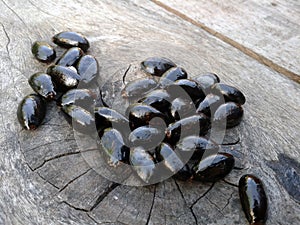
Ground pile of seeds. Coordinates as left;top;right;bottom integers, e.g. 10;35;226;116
17;31;268;225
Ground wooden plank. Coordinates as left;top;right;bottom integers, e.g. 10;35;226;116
153;0;300;79
0;0;299;224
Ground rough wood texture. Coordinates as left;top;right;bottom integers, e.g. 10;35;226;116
155;0;300;77
0;0;299;224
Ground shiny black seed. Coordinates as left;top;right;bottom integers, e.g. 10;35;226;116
128;126;165;150
58;89;96;110
28;72;56;100
166;79;205;103
130;146;156;183
31;41;56;63
47;65;80;92
76;55;99;85
95;107;130;137
155;142;184;174
121;78;157;100
213;102;244;128
175;136;219;162
165;114;210;145
239;174;268;225
100;128;130;166
17;94;46;130
192;152;235;182
56;47;84;67
61;104;95;134
141;57;176;77
159;67;188;87
196;94;223;117
138;89;171;114
173;164;193;181
212;83;246;105
52;31;90;52
169;97;196;121
195;73;220;91
126;103;167;131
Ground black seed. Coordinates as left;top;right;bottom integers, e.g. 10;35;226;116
47;65;80;92
128;126;165;150
121;78;157;100
141;57;176;77
212;83;246;105
196;94;223;117
126;103;167;130
76;55;99;85
165;79;205;103
28;72;56;100
17;94;46;130
56;47;84;67
159;67;188;87
61;104;95;134
155;142;184;174
213;102;244;128
239;174;268;225
165;114;210;145
130;146;156;183
31;41;56;63
58;89;96;110
52;31;90;52
169;97;196;121
173;164;193;181
95;107;130;138
138;89;171;114
195;73;220;91
100;128;130;166
175;136;219;162
192;152;235;182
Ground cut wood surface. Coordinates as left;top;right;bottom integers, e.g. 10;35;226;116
154;0;300;78
0;0;299;225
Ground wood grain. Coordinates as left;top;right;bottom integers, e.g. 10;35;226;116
154;0;300;77
0;0;299;224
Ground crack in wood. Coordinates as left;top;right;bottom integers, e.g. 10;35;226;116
205;196;225;216
27;0;66;21
0;23;11;60
190;182;215;209
222;179;239;188
60;201;89;212
86;213;99;224
32;151;82;171
221;192;234;211
58;168;92;193
115;207;127;224
115;221;128;225
174;179;198;225
37;171;59;189
23;139;76;153
145;184;156;225
89;183;120;212
0;39;23;97
151;0;300;84
0;0;27;26
122;64;132;85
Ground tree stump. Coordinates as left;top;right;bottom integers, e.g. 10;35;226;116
0;0;299;224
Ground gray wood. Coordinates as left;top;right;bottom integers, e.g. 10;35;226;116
0;0;299;224
155;0;300;76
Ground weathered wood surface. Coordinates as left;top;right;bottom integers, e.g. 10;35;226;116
155;0;300;77
0;0;299;224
